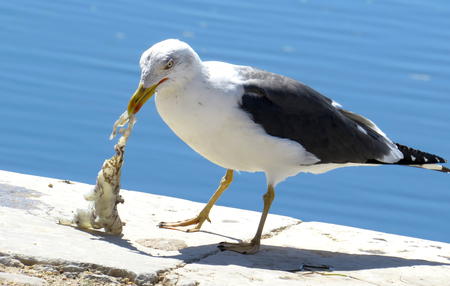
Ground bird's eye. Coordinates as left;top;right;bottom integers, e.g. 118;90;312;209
165;59;174;70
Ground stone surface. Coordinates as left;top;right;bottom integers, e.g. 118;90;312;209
61;264;85;273
0;256;24;267
83;273;119;284
0;271;47;286
33;264;59;275
1;169;450;286
63;272;80;279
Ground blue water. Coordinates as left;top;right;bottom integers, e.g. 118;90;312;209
1;0;449;242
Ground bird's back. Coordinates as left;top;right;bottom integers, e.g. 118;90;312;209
236;66;449;173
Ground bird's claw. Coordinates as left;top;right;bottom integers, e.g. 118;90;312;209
158;213;210;232
217;241;260;254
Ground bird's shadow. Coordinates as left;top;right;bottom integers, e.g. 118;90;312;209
175;244;450;272
69;226;449;272
60;224;152;257
91;234;152;257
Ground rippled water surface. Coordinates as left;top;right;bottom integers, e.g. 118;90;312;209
1;0;449;242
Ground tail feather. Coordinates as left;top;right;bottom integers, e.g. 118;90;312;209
394;143;446;164
394;143;449;173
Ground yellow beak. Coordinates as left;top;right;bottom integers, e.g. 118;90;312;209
127;82;159;115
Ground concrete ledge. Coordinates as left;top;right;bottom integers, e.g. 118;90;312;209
0;170;449;285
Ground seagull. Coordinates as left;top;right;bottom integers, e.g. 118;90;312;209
126;39;449;254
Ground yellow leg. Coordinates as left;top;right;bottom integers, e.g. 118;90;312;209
159;169;234;232
218;184;275;254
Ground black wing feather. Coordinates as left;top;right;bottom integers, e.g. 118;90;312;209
238;67;396;164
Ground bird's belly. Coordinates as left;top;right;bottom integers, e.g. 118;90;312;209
155;92;319;175
155;93;256;171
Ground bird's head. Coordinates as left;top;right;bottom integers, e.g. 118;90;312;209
127;39;201;115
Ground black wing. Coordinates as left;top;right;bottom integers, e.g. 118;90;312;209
237;67;398;164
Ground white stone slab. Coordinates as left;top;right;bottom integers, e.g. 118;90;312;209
2;169;450;286
0;170;298;284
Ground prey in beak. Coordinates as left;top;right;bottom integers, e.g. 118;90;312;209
127;78;168;115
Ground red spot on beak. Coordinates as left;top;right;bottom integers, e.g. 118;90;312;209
158;77;169;85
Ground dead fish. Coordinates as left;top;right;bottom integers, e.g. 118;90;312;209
66;111;135;235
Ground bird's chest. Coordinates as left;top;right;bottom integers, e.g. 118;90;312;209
154;86;241;160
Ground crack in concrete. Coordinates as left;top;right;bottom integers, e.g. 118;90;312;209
261;219;302;240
